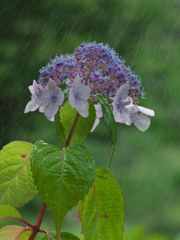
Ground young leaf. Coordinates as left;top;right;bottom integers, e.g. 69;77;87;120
0;141;37;207
56;102;95;146
0;225;26;240
80;168;124;240
97;96;117;145
31;141;95;227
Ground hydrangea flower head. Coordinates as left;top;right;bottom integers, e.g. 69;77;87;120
25;42;154;131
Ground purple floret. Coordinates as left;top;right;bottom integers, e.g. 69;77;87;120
38;55;77;87
74;42;142;100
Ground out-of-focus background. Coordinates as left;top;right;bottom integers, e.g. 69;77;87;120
0;0;180;239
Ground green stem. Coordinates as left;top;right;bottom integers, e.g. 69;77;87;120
54;113;80;239
64;113;80;147
56;224;61;240
107;144;116;169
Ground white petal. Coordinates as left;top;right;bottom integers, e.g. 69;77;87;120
76;101;89;118
43;103;59;121
132;113;151;132
137;106;155;117
94;103;103;119
113;108;132;125
91;103;103;132
57;89;64;106
24;100;38;113
69;83;90;117
91;118;100;132
71;78;90;101
114;83;130;102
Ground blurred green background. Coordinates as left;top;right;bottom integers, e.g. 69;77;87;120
0;0;180;239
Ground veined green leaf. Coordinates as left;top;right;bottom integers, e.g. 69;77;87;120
80;168;124;240
31;141;95;227
0;141;37;207
56;102;95;146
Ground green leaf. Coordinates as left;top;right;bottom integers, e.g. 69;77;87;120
0;225;26;240
0;141;37;207
0;204;22;228
0;204;21;218
56;102;95;146
80;168;124;240
31;141;95;227
18;230;31;240
97;96;117;145
62;232;80;240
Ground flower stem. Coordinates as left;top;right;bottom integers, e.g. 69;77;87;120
107;144;116;169
28;204;47;240
56;224;61;240
64;113;80;147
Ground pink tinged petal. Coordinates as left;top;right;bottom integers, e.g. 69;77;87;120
132;113;151;132
91;104;103;132
24;100;38;113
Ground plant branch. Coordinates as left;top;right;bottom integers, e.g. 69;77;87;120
0;216;32;227
28;204;47;240
64;113;80;147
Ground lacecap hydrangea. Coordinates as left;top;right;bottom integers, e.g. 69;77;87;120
25;42;155;132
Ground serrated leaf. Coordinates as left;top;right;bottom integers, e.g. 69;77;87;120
0;225;26;240
80;168;124;240
0;141;37;207
56;102;95;146
62;232;80;240
31;141;95;227
97;96;117;145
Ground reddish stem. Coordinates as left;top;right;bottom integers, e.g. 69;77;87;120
28;204;47;240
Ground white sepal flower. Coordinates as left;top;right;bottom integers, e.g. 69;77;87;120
112;83;133;125
112;83;155;131
69;76;90;118
130;105;155;132
40;80;64;121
